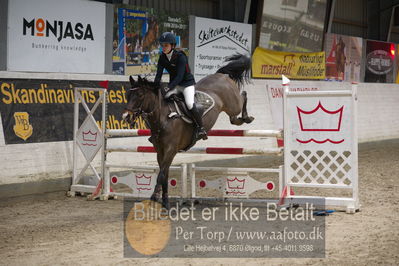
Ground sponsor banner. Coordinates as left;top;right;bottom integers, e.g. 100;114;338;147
259;0;327;52
324;33;362;82
0;79;146;144
252;47;325;79
7;0;106;73
396;45;399;84
364;40;395;83
112;5;189;76
192;17;252;82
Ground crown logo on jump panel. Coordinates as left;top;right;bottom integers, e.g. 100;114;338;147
226;177;246;195
297;101;344;131
227;177;246;190
135;174;152;186
82;130;98;141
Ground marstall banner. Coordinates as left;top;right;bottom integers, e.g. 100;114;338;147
258;0;327;52
0;79;146;144
252;47;325;79
7;0;106;73
112;5;189;76
191;16;252;82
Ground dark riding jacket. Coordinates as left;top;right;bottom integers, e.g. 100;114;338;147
154;50;195;89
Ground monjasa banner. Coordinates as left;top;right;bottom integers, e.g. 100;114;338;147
7;0;106;73
0;79;146;144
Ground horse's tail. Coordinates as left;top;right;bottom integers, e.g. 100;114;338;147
216;53;251;87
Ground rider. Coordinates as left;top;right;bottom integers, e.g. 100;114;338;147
154;32;207;140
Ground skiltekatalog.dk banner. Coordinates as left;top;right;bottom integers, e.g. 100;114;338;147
123;200;326;258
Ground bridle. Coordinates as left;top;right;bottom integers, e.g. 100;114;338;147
123;86;157;124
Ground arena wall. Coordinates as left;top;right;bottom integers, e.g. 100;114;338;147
1;72;398;194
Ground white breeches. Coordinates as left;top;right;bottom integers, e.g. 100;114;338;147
165;85;195;110
182;85;195;110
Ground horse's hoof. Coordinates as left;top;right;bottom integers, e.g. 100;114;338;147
244;116;254;123
199;133;208;140
162;200;170;210
150;194;159;202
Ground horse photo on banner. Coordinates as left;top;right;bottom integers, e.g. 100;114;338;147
324;33;362;82
112;4;189;76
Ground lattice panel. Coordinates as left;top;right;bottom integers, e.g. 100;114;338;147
288;150;353;186
283;83;358;193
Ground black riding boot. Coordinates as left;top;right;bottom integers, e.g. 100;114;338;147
191;104;208;140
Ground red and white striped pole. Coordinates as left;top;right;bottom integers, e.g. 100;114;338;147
106;129;282;138
106;145;283;155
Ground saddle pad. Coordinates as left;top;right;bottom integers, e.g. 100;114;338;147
194;91;215;116
170;91;215;124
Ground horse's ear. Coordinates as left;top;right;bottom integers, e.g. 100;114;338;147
129;76;135;86
138;75;143;83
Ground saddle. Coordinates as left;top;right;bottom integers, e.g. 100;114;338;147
167;91;215;123
166;91;215;151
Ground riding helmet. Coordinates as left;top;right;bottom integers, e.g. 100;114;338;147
159;32;176;44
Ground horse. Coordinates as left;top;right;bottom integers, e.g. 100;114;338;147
142;17;159;52
122;54;254;209
335;37;346;80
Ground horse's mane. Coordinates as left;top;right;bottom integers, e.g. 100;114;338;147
216;53;251;87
